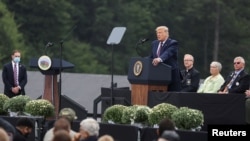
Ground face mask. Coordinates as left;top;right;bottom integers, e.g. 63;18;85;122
13;57;20;63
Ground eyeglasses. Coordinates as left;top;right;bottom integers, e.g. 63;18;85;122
184;60;193;62
234;62;241;65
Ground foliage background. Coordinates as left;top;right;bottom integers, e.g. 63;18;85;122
1;0;250;78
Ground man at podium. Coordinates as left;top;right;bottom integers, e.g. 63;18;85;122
150;26;181;91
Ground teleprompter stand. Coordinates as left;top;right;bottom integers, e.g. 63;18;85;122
106;27;126;105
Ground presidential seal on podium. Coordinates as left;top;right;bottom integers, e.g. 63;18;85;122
38;55;52;71
133;60;143;76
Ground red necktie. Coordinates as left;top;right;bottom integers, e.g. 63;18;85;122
14;63;18;86
157;42;163;57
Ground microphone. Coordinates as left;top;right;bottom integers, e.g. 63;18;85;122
45;42;54;47
139;38;149;44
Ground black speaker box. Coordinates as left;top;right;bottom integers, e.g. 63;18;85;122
101;87;131;114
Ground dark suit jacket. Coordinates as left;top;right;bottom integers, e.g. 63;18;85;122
2;62;27;98
13;128;27;141
219;70;250;94
150;38;181;91
180;67;200;92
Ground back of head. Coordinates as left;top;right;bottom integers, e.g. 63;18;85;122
98;134;114;141
158;118;175;136
0;128;9;141
80;118;100;136
53;117;70;133
59;108;77;123
52;130;71;141
160;130;180;141
0;117;16;136
16;117;34;129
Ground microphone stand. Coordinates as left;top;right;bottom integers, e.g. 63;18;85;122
57;25;76;112
110;43;114;106
58;40;63;111
135;38;149;57
135;39;143;57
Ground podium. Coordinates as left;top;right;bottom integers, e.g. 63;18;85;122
127;57;171;105
29;58;74;118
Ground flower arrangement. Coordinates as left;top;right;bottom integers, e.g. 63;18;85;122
102;104;128;124
148;103;178;126
102;103;204;131
121;105;151;125
0;94;9;115
134;105;151;124
24;99;55;118
121;106;136;124
171;107;204;130
3;95;31;113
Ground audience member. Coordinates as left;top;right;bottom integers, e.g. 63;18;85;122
180;54;200;92
52;130;71;141
0;117;16;140
43;108;77;141
150;25;181;91
73;118;100;141
53;117;71;134
58;108;78;122
2;50;27;98
218;56;250;94
246;98;250;124
157;118;176;137
197;61;224;93
0;127;9;141
157;130;180;141
13;117;34;141
245;90;250;124
97;135;114;141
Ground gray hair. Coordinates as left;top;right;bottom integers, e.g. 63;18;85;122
80;118;100;136
184;54;194;61
234;56;245;64
156;26;169;32
211;61;222;72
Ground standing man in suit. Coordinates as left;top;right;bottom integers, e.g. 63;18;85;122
218;56;250;94
151;26;181;91
2;50;27;98
180;54;200;92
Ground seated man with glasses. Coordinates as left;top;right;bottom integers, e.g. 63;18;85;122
218;56;250;94
180;54;200;92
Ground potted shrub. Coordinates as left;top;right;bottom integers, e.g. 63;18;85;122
0;94;9;115
102;104;128;124
121;105;136;124
134;105;151;125
148;103;178;126
24;99;55;118
121;105;151;126
3;95;31;115
171;107;204;131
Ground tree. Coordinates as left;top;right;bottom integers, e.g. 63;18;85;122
0;1;26;66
